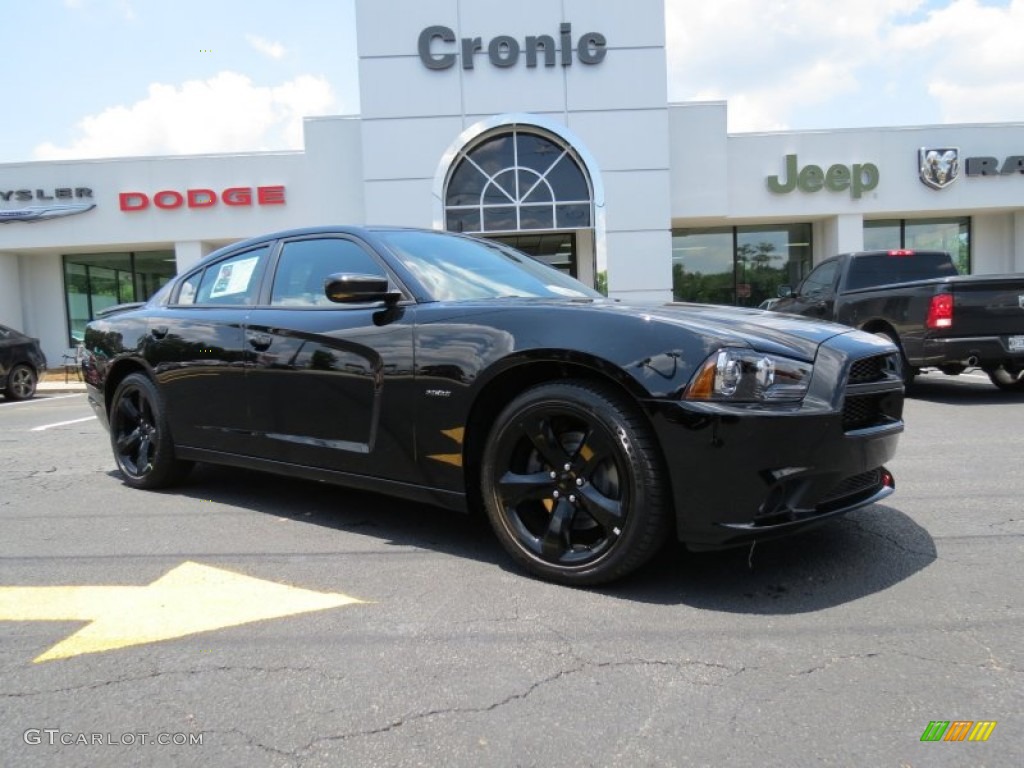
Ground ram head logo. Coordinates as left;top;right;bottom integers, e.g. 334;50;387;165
919;148;960;190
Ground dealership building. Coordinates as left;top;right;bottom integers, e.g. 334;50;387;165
2;0;1024;365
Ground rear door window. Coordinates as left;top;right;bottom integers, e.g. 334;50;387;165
178;246;270;306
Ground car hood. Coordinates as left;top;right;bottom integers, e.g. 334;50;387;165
590;300;851;362
425;298;855;363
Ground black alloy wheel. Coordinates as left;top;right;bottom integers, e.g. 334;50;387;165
4;364;37;401
481;380;669;585
109;373;192;489
987;366;1024;392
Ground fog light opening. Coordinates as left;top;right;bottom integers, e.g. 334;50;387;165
757;483;788;518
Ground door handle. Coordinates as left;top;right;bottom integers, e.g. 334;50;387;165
150;326;168;339
247;332;272;351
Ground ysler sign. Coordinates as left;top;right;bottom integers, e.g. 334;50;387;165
419;23;606;70
0;186;95;223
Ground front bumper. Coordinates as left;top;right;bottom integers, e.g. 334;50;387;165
648;339;904;550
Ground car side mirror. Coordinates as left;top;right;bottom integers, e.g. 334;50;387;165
778;285;793;298
324;273;400;305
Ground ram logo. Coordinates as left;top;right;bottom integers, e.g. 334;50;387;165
919;147;960;190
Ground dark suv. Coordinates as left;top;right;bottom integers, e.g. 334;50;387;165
0;324;47;401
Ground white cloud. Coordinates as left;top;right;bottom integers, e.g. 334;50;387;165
33;71;339;161
664;0;1024;131
889;0;1024;122
246;34;287;60
665;0;927;131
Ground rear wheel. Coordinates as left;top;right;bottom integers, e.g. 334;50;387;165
4;364;37;401
481;380;670;585
987;366;1024;392
109;373;192;489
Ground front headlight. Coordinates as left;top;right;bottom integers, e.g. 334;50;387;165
684;347;812;402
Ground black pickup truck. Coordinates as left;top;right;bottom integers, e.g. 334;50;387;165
772;249;1024;391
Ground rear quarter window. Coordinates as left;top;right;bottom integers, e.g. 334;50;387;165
845;252;958;290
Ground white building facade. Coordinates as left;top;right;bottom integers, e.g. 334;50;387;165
2;0;1023;364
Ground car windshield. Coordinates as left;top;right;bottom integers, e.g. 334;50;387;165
375;230;602;302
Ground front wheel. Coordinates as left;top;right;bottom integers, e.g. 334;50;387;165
987;366;1024;392
109;373;192;489
481;380;670;585
4;364;37;401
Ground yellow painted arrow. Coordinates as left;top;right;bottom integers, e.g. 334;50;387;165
0;561;363;663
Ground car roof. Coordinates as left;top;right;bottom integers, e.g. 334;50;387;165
195;225;440;269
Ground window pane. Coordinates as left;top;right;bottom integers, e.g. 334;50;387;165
483;171;516;204
518;204;554;230
65;263;90;343
446;158;487;206
905;217;969;273
271;239;385;306
516;133;563;175
64;250;176;343
519;170;551;202
483;206;517;231
446;209;481;234
556;203;590;228
196;246;269;306
546;155;589;201
736;223;812;307
469;134;514;176
864;220;901;251
672;228;734;304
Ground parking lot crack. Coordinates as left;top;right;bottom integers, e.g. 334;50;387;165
0;665;348;699
300;657;744;754
790;652;881;676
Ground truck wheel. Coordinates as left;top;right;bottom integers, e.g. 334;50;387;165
874;331;915;389
987;367;1024;392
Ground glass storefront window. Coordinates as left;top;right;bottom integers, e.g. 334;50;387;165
671;228;734;305
444;127;592;234
672;224;812;307
63;250;176;344
864;217;970;274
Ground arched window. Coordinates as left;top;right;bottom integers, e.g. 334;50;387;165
444;127;593;234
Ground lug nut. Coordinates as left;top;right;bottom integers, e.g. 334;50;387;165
564;463;571;471
550;471;557;479
552;490;560;499
575;478;583;487
569;495;577;503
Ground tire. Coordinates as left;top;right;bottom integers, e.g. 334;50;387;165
109;373;192;489
987;367;1024;392
874;331;915;389
481;380;670;585
4;364;37;401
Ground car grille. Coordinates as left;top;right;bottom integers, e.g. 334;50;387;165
841;353;903;432
848;355;889;384
820;468;882;507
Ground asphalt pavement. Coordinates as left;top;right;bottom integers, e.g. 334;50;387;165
1;371;1021;767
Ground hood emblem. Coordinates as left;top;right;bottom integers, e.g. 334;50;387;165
919;148;960;190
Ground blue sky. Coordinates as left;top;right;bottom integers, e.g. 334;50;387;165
2;0;1021;164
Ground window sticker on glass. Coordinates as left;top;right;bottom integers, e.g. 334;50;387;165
209;256;258;298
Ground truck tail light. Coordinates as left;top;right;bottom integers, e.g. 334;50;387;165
887;249;915;257
926;294;953;329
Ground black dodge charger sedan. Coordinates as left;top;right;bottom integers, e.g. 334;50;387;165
83;227;904;584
